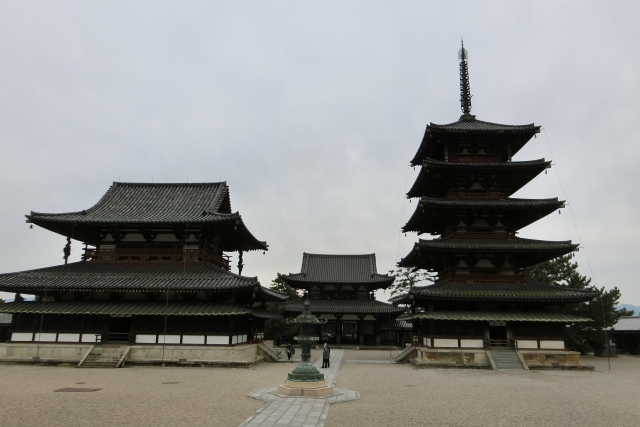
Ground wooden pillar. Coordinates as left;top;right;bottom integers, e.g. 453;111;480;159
335;315;342;345
228;317;234;346
358;316;365;346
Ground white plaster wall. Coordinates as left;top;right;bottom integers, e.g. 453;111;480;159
57;333;81;342
516;340;538;349
34;333;57;342
135;335;157;344
158;335;181;344
433;338;459;348
460;339;484;348
540;340;565;349
81;333;101;343
207;335;229;345
11;332;33;341
182;335;205;345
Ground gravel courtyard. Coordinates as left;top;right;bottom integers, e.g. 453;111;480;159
0;350;637;427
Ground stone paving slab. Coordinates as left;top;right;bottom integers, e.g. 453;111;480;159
241;350;360;427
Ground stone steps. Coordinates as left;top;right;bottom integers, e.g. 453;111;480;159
78;345;128;368
491;350;525;370
392;346;416;363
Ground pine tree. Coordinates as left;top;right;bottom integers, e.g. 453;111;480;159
525;255;633;354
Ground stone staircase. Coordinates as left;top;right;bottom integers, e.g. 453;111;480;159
78;345;129;368
392;346;416;363
489;350;526;370
257;342;281;362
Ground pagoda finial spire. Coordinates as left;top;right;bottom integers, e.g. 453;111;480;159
458;39;472;116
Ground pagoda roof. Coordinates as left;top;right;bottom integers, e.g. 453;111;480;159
399;237;578;270
0;261;287;301
399;311;591;323
410;115;540;166
0;301;282;318
280;253;394;289
407;158;551;198
390;281;594;304
403;197;564;233
282;299;405;315
27;182;267;251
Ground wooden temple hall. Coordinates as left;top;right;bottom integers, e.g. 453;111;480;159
0;182;285;350
391;43;594;365
281;253;407;346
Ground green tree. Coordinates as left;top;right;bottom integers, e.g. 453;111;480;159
525;255;633;354
387;267;434;297
270;273;300;300
263;273;300;345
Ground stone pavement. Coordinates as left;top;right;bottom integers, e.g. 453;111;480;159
240;349;359;427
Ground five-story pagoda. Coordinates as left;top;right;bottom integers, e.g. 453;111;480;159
393;43;593;366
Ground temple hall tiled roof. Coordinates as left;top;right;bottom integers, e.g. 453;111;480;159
391;281;594;304
281;253;394;287
422;157;550;171
28;182;233;224
26;182;268;251
399;311;591;323
399;237;578;270
402;197;564;233
410;116;541;166
428;117;539;132
416;197;563;209
410;237;577;251
610;316;640;332
406;158;550;198
0;301;282;318
282;299;405;315
0;261;286;301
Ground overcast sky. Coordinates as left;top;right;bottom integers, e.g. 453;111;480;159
1;1;639;305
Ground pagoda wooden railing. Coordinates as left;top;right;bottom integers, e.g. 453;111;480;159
439;274;526;282
447;191;506;200
450;155;500;163
443;231;514;239
82;247;230;270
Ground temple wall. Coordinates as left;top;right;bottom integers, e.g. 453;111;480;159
520;350;583;368
127;344;258;364
413;348;490;368
413;348;587;369
0;343;262;365
0;343;91;363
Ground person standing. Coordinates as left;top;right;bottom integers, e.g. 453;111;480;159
286;342;295;361
322;342;330;368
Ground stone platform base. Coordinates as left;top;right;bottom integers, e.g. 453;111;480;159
412;347;591;369
278;379;334;396
0;343;263;367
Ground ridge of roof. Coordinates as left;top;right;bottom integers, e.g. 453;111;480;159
282;253;393;284
28;181;231;222
428;117;540;132
423;158;549;168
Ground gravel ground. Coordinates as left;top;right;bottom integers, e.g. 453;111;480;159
328;351;640;427
0;350;637;427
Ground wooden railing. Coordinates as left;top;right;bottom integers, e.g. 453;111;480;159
83;247;231;270
450;156;500;163
439;274;526;282
443;231;514;239
447;191;506;200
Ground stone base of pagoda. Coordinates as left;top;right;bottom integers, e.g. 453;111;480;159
278;379;334;396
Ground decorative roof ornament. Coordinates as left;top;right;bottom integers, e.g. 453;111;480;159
458;40;473;117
